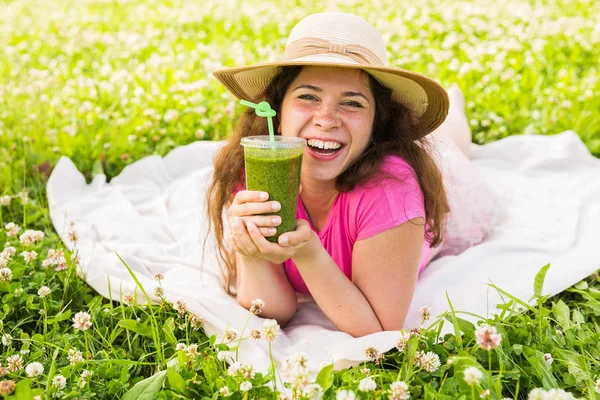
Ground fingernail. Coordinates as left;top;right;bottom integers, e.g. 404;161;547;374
272;217;281;225
280;236;289;245
272;202;281;211
260;192;268;200
270;228;277;235
247;221;255;229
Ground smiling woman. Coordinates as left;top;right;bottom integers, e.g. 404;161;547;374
205;12;457;337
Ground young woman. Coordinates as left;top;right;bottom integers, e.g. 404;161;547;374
206;12;479;337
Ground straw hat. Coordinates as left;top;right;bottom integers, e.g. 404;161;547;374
213;12;449;138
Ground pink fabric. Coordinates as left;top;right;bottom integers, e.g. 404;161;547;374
284;155;432;295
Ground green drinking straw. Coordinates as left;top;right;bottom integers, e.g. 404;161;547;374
240;100;277;149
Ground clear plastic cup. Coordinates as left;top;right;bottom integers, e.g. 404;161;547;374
241;136;306;243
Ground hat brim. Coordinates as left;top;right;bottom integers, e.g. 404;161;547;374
213;60;449;139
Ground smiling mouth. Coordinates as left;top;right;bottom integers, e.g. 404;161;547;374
307;143;344;156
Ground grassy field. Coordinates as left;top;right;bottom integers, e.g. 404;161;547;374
1;0;600;398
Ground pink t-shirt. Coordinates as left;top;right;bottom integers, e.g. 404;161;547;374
284;155;433;295
232;154;434;295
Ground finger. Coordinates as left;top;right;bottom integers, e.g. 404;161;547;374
279;219;311;248
246;221;277;254
229;235;242;254
240;215;282;227
258;227;278;237
231;200;281;217
232;218;260;255
233;190;269;205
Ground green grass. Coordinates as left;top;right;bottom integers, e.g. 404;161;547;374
1;0;600;398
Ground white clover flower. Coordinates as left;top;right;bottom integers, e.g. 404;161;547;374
52;374;67;389
1;246;15;258
187;344;199;358
282;353;310;390
67;349;84;365
122;293;134;306
173;300;187;317
1;333;12;346
0;267;12;282
262;319;280;342
595;378;600;394
475;324;502;351
240;381;252;392
419;305;431;322
227;361;243;376
18;190;29;205
19;229;44;245
25;362;44;377
21;250;38;263
7;354;24;372
163;109;180;122
250;298;265;315
302;383;323;400
464;366;483;386
223;327;238;342
389;381;410;400
4;222;21;237
414;350;441;373
358;377;377;392
543;353;553;366
480;389;491;398
72;311;93;331
219;386;231;396
0;195;11;206
217;350;234;361
0;379;16;395
176;343;187;352
38;286;51;298
336;389;356;400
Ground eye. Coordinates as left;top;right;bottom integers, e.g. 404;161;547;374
343;101;363;108
298;94;318;101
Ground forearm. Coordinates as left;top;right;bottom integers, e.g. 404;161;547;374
292;240;383;337
236;253;298;326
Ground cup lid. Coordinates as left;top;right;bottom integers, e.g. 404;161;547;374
241;135;307;149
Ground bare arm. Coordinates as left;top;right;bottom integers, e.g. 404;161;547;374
292;218;424;336
227;190;298;327
235;252;298;327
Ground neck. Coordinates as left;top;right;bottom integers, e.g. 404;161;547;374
300;176;338;231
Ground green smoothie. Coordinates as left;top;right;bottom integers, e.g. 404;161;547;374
241;136;305;243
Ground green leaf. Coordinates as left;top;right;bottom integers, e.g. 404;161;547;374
163;318;177;346
118;319;154;338
553;300;571;329
533;263;551;299
523;347;557;388
14;379;33;400
167;367;188;395
122;370;167;400
48;309;72;324
315;363;334;392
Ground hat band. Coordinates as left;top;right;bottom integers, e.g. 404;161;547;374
282;37;384;66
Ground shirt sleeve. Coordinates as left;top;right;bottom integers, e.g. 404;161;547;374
355;158;426;241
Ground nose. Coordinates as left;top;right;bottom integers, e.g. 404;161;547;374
313;103;340;130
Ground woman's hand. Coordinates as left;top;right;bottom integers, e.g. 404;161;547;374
228;190;283;239
229;217;316;265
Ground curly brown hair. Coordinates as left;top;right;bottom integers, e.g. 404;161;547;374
204;66;450;295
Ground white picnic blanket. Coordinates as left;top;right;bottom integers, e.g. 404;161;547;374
46;130;600;382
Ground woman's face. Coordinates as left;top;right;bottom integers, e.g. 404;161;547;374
279;66;376;184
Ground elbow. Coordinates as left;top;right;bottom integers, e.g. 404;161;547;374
237;295;297;327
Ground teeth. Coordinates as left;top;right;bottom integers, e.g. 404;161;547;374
307;139;342;150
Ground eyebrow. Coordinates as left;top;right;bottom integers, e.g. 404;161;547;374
292;84;370;104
